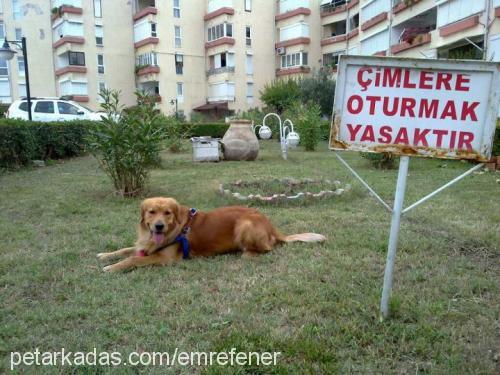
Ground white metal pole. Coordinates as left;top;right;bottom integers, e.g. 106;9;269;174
380;155;410;319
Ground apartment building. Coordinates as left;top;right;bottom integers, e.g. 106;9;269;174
0;0;499;118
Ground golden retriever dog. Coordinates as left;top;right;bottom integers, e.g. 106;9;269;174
97;197;326;272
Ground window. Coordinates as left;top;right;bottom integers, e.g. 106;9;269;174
174;26;181;47
0;78;11;102
245;0;252;11
35;101;54;114
207;23;233;42
0;22;4;40
15;28;22;40
151;23;157;37
136;52;158;67
94;0;102;18
323;51;344;68
280;52;308;68
69;52;85;66
245;26;251;46
175;54;183;75
176;82;184;103
12;0;20;20
97;54;104;74
17;56;24;76
98;81;106;102
246;54;253;74
173;0;180;18
57;101;80;115
19;101;32;111
246;82;253;103
0;57;8;76
18;82;26;97
0;0;3;14
95;25;103;45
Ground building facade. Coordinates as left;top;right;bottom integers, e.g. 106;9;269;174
0;0;499;118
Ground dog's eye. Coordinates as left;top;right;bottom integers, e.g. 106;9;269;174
149;210;156;214
165;211;171;215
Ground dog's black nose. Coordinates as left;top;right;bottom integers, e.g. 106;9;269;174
154;223;165;231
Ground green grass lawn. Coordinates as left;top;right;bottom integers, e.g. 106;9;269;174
1;141;499;374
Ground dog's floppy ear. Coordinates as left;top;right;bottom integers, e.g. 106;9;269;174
139;200;149;230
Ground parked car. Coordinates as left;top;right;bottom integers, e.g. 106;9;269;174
5;97;105;122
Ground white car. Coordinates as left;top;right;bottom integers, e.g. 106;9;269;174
5;97;105;122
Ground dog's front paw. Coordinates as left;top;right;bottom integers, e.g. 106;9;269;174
102;265;115;272
97;252;114;261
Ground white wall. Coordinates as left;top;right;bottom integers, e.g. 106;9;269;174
360;28;389;55
436;0;486;28
280;0;310;13
280;22;310;41
360;0;390;24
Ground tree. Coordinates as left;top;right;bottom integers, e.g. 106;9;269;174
298;69;336;117
260;79;301;114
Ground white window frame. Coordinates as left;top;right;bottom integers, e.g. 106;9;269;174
174;26;182;47
245;0;252;12
17;56;25;76
95;25;103;46
176;82;184;103
94;0;102;18
245;26;252;46
246;82;254;104
280;52;308;69
207;23;233;42
97;54;105;74
173;0;180;18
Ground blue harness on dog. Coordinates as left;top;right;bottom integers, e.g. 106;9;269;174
174;208;197;259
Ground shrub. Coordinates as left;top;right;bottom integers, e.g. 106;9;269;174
0;118;95;169
189;123;229;138
361;152;398;169
86;90;166;197
163;115;192;152
493;121;500;156
320;120;331;141
260;79;301;114
298;69;336;117
293;103;322;151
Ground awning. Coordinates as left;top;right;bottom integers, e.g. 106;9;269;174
193;101;229;111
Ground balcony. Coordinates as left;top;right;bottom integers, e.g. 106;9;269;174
134;20;158;48
391;32;431;54
205;37;235;49
360;11;388;31
205;0;234;20
275;7;311;22
51;4;83;22
52;0;82;7
391;7;436;54
321;19;346;46
138;81;160;102
439;15;480;38
392;0;422;14
276;66;310;76
59;79;88;102
279;0;309;12
136;65;160;76
208;82;235;102
207;66;235;76
53;19;84;49
320;0;358;17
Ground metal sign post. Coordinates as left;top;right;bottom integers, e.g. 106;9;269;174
330;55;499;319
380;155;409;319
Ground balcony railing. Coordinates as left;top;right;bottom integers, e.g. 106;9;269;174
320;0;347;14
52;0;82;8
206;66;235;76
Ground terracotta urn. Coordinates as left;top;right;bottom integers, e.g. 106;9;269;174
221;119;260;161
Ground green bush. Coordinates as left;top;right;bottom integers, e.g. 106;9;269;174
87;90;167;197
284;102;322;151
319;120;331;141
493;121;500;156
361;152;398;169
298;69;336;117
0;118;95;169
260;79;301;114
189;123;229;138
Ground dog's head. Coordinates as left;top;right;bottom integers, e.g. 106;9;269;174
139;197;181;245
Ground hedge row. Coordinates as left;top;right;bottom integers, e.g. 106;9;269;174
0;119;95;168
189;123;229;138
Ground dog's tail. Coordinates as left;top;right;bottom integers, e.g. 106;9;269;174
279;233;326;243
